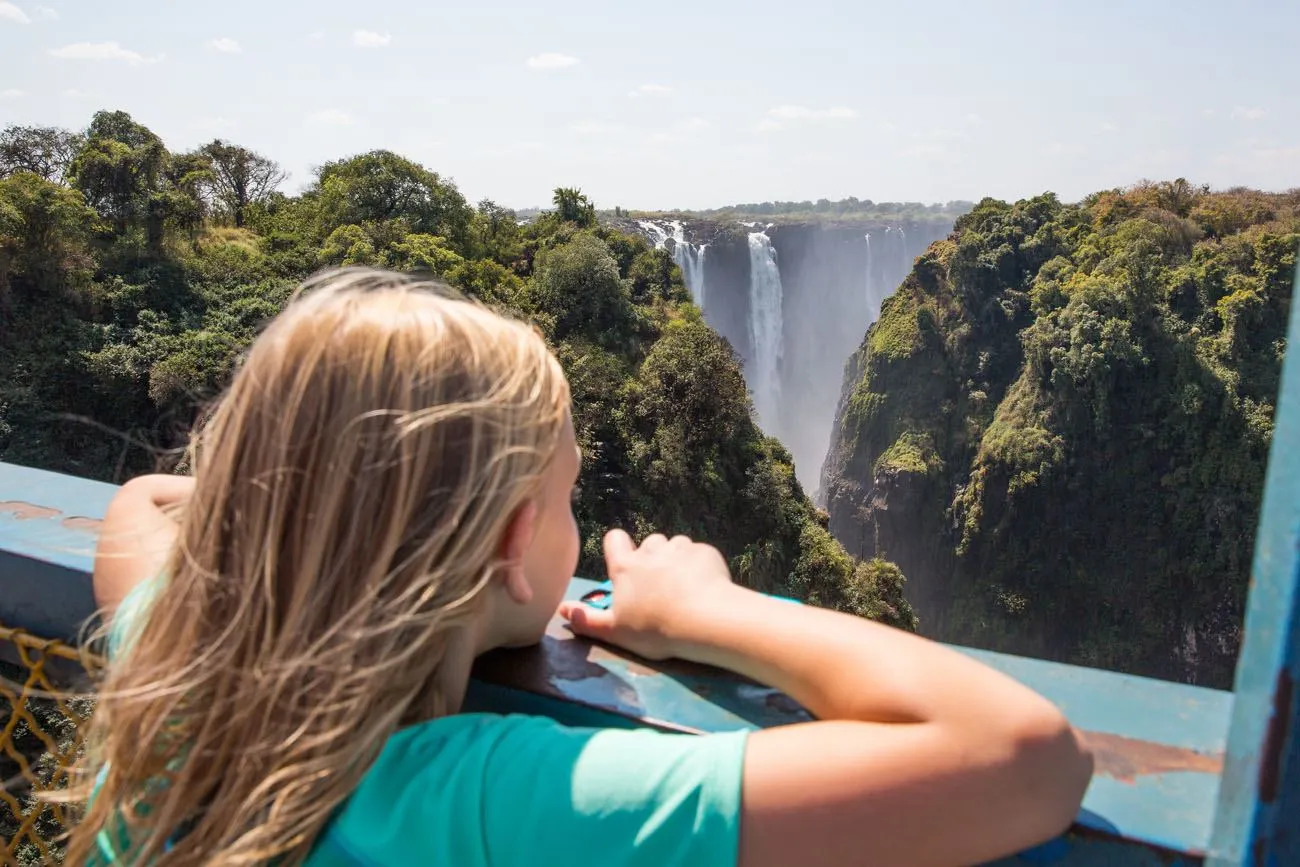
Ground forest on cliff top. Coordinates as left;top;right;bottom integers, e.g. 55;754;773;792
625;196;973;227
0;110;914;630
821;180;1297;687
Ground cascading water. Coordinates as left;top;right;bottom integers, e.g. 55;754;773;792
864;232;874;315
746;230;785;430
640;220;708;306
669;221;708;306
638;220;669;248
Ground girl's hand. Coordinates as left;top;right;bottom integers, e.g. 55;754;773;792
557;528;740;660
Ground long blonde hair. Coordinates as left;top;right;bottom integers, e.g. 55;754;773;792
66;268;571;866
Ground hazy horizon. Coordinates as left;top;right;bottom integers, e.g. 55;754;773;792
2;0;1297;211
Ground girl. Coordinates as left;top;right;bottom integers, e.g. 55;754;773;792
77;267;1093;867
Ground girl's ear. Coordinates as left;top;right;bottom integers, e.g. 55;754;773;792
498;499;538;606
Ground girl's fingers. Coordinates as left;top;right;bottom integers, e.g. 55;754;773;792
558;601;616;640
603;528;635;568
640;533;669;552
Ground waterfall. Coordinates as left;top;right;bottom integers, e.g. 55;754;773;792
864;232;874;316
669;220;708;306
746;230;784;430
639;220;707;306
638;220;669;248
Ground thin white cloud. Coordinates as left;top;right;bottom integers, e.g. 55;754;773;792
49;41;161;65
62;87;90;99
526;52;579;70
208;37;241;54
1098;121;1118;133
482;140;545;158
1230;105;1267;121
1255;146;1300;162
307;30;324;40
570;120;622;135
308;108;353;125
34;4;54;18
0;88;23;98
760;105;858;131
0;2;30;22
1213;145;1299;169
1046;141;1086;156
651;117;710;144
630;83;672;97
897;143;946;157
195;116;237;131
769;105;858;120
429;96;450;106
1203;108;1216;117
965;113;983;125
353;29;391;48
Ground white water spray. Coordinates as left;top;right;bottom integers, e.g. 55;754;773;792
746;230;785;429
668;220;708;306
640;220;708;306
638;220;669;248
864;232;874;313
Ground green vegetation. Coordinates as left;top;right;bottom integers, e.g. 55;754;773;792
0;110;914;630
822;180;1297;686
626;196;972;226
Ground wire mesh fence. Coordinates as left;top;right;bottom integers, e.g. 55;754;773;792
1;625;95;866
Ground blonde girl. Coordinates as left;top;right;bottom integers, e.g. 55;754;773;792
77;267;1092;867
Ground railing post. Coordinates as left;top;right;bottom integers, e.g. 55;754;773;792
1208;261;1300;866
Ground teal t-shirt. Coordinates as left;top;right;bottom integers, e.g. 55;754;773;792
100;580;748;867
309;713;746;867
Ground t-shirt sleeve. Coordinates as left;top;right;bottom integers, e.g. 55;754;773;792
342;713;749;867
105;576;160;659
479;717;748;867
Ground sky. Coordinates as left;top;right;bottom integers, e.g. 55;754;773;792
0;0;1297;211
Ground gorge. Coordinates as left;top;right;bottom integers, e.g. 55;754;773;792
620;215;955;494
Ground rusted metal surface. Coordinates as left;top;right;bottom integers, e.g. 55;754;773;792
1080;731;1223;784
1207;263;1300;866
0;502;61;521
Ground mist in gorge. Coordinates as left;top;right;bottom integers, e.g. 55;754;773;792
619;203;960;494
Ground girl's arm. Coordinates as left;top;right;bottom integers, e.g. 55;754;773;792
93;474;194;613
559;530;1093;867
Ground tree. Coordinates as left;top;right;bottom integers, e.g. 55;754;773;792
552;186;596;228
199;140;287;228
161;151;216;240
314;150;472;250
0;171;98;302
526;232;636;344
470;198;520;264
70;111;168;232
0;126;83;184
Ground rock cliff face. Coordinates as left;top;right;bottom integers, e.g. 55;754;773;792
816;186;1298;688
619;217;953;494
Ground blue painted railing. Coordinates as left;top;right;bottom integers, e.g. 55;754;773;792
1;264;1296;865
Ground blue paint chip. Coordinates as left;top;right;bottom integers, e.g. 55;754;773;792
579;579;802;611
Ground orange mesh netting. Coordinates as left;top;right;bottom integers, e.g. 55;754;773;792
0;624;95;866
